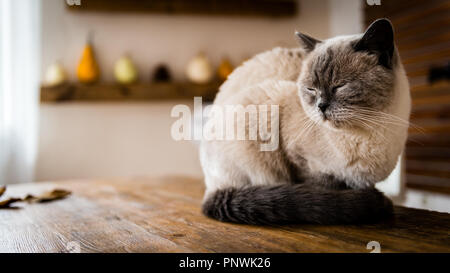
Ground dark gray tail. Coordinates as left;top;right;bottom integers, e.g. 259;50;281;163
202;184;393;225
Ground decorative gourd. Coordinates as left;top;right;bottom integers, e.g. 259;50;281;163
77;42;100;84
114;55;138;85
152;64;172;82
44;62;67;87
186;52;213;84
217;58;233;82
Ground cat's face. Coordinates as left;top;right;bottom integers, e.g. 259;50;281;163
296;19;396;130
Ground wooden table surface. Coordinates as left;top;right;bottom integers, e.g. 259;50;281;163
1;176;449;253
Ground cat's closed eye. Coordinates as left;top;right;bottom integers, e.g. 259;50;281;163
305;87;316;94
304;87;317;104
332;84;346;93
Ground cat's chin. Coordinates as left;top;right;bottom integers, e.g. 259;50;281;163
321;119;359;132
304;109;353;131
321;120;343;131
304;112;345;131
324;120;371;133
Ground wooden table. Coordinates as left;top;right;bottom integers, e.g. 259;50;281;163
1;176;449;253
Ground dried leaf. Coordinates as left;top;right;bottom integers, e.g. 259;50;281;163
0;186;5;198
24;189;71;203
0;197;22;208
0;187;71;209
0;186;21;208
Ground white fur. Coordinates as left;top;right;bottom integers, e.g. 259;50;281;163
200;35;411;197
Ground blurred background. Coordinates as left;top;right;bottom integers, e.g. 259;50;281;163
0;0;449;212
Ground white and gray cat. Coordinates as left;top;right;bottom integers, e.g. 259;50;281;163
200;19;411;224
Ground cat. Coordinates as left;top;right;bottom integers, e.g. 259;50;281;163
200;19;411;225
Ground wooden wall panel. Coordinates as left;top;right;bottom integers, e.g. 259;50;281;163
365;0;450;193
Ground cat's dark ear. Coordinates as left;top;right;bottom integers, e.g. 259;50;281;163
354;18;395;68
295;32;321;53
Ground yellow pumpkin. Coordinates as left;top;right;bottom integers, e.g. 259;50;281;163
217;58;233;82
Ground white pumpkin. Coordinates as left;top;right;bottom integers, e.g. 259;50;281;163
44;62;67;87
186;53;213;84
114;55;138;84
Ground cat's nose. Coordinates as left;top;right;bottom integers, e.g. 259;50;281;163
318;102;330;113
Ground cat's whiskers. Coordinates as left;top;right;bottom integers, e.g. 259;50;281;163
358;112;410;128
287;115;317;149
349;116;390;142
303;115;318;139
289;121;313;148
353;106;424;133
339;106;409;130
299;112;320;138
350;111;409;130
332;110;396;141
354;112;408;128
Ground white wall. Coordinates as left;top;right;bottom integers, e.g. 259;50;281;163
36;101;202;181
42;0;331;82
329;0;363;36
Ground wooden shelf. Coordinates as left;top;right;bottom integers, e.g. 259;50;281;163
67;0;298;17
40;82;220;103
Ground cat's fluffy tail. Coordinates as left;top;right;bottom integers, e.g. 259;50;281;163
202;184;393;225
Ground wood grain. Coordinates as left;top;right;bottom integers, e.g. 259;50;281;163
0;177;449;253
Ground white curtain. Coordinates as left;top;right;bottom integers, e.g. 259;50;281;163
0;0;41;184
